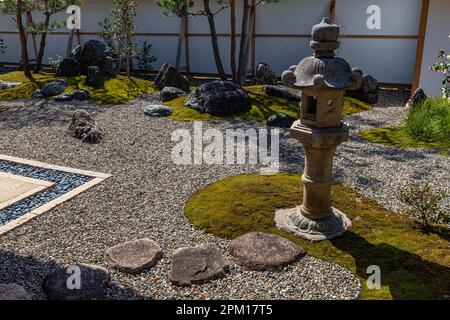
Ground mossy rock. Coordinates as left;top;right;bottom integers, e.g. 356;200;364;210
165;85;373;122
0;71;156;105
185;173;450;300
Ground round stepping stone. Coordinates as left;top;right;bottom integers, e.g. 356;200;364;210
143;105;173;117
105;238;162;274
0;283;31;300
229;232;306;271
170;246;229;287
42;263;110;300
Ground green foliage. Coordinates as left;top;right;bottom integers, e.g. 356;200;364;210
136;39;157;71
405;98;450;143
47;55;63;72
0;71;156;105
165;85;372;122
396;182;450;228
431;49;450;99
185;173;450;300
0;0;36;15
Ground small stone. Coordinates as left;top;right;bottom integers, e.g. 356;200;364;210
56;57;80;77
40;79;68;97
254;62;278;85
267;113;297;128
229;232;306;271
170;246;229;286
0;283;31;300
143;105;173;117
42;263;110;300
32;90;45;99
72;90;90;101
407;88;427;110
54;93;74;102
105;238;162;274
0;80;21;90
160;86;186;102
346;74;379;104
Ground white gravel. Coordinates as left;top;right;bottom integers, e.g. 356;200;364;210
1;88;445;300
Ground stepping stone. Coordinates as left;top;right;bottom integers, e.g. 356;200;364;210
105;238;162;274
0;283;31;300
42;263;110;300
170;246;229;287
229;232;306;271
143;105;173;117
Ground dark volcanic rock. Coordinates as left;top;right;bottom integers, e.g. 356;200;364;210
267;113;297;128
73;89;90;101
263;85;301;102
255;62;277;85
40;79;68;97
185;81;251;116
160;86;186;102
170;246;229;286
155;63;190;92
347;74;379;104
229;232;306;271
407;87;427;110
79;40;111;75
66;109;103;143
84;66;104;87
42;264;110;300
56;57;80;77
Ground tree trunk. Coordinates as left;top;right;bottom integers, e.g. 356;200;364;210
34;11;51;73
203;0;226;80
242;5;255;81
16;0;31;77
237;0;250;85
230;0;237;82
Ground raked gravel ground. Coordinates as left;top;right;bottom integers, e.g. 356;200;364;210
0;89;446;300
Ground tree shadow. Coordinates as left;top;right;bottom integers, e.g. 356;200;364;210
0;249;151;300
330;232;450;300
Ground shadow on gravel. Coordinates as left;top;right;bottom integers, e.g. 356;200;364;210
0;249;151;300
0;103;106;130
330;232;450;300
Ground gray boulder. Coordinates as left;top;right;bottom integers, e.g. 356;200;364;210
56;57;80;77
42;264;110;300
267;113;297;128
407;87;427;110
346;73;379;104
66;109;103;143
255;62;277;85
0;80;21;90
0;283;31;300
263;85;301;102
170;246;229;286
84;66;104;87
73;89;90;101
185;81;251;116
143;105;173;117
160;86;186;102
40;79;68;97
105;238;162;274
229;232;306;271
155;63;190;92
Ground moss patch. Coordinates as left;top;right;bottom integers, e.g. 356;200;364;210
185;173;450;300
0;71;156;105
166;85;373;122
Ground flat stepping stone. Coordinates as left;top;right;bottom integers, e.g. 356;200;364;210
0;283;31;300
229;232;306;271
143;105;173;117
170;246;229;287
105;238;162;274
42;263;110;300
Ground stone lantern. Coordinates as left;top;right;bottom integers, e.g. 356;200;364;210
275;17;362;241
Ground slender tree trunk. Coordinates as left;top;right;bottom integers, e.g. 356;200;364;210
203;0;226;80
237;0;250;85
16;0;31;77
230;0;237;83
34;11;51;73
242;5;255;80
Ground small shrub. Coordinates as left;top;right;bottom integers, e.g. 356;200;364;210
405;98;450;143
431;49;450;99
396;181;450;228
48;55;63;72
136;39;157;72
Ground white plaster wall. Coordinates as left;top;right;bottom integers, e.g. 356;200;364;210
419;0;450;97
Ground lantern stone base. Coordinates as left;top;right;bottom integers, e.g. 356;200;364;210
275;206;352;242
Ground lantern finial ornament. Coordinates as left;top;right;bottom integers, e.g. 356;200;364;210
275;18;362;241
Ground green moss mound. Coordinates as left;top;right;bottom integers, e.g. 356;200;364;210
185;173;450;300
166;85;373;122
0;71;156;105
359;98;450;154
